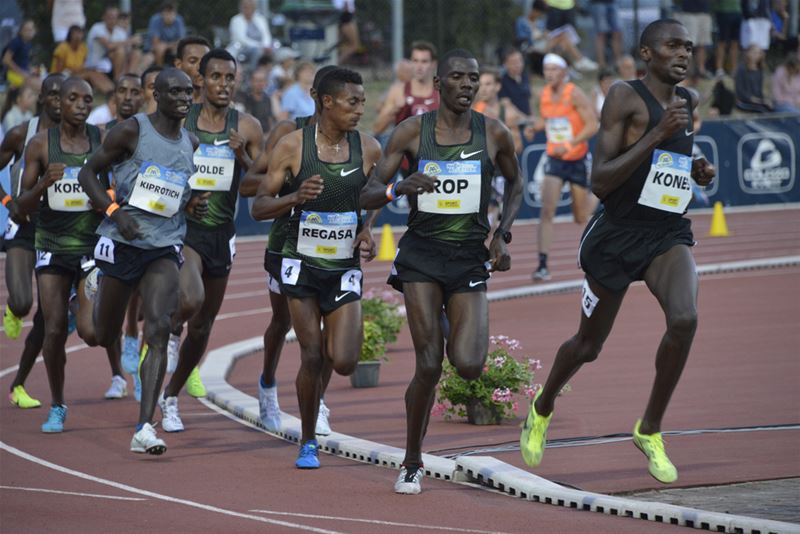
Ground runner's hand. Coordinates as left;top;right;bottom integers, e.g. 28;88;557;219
488;236;511;272
294;175;324;204
229;129;247;163
111;208;142;241
658;98;689;140
187;192;211;219
395;172;436;195
691;157;715;187
354;226;376;262
7;199;29;225
43;163;66;187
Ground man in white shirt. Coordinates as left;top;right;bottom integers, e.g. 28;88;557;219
228;0;272;70
86;6;141;78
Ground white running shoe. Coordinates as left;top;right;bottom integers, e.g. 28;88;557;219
573;56;599;72
158;394;184;432
130;422;167;455
315;399;331;435
104;375;128;399
166;333;181;373
258;380;281;432
394;466;423;494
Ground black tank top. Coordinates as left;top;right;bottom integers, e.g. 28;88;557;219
602;80;694;223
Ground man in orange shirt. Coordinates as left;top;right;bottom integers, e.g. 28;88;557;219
533;53;598;281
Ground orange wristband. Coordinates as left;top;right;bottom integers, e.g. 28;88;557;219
105;202;120;218
1;194;11;207
106;188;116;202
385;182;395;201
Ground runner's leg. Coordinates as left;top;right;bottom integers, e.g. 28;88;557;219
36;272;73;406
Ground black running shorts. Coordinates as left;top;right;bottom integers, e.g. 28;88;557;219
34;249;95;283
94;237;183;286
544;156;590;188
2;219;35;252
278;257;362;315
183;221;236;278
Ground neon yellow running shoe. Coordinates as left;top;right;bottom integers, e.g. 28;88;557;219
186;367;206;398
4;304;23;340
9;385;42;409
632;419;678;484
520;388;552;467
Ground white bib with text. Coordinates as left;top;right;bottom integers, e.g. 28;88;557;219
47;167;91;212
417;160;481;215
297;211;357;260
545;117;574;144
638;150;693;213
188;143;236;191
128;161;187;217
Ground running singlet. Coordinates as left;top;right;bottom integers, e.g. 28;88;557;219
184;103;241;227
602;81;694;222
97;112;194;249
394;82;439;125
282;125;366;270
268;115;312;254
35;124;102;255
407;110;494;243
540;82;588;161
4;116;40;241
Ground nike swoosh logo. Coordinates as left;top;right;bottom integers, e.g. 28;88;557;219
468;280;485;288
460;150;483;159
684;129;694;137
213;139;230;146
334;292;352;302
340;168;359;177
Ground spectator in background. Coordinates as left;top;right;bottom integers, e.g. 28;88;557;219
50;0;85;43
280;61;316;120
51;25;115;93
228;0;272;71
334;0;361;64
616;54;638;80
2;20;36;89
714;0;742;76
146;1;186;66
140;64;163;113
267;47;300;95
675;0;713;78
590;0;622;70
771;54;800;111
735;45;773;112
544;0;598;71
1;83;37;131
515;0;593;75
590;67;617;117
86;6;142;79
499;48;533;115
238;67;275;131
116;12;145;72
741;0;772;51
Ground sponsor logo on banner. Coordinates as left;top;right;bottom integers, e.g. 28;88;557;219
520;143;573;208
737;133;795;194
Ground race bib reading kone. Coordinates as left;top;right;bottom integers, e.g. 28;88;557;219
188;143;236;191
417;160;481;214
297;211;357;260
47;166;91;212
638;150;693;213
545;117;574;143
128;161;187;217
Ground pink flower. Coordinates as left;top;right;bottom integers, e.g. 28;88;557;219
528;358;543;370
523;384;540;399
493;355;506;367
430;402;447;417
492;387;512;403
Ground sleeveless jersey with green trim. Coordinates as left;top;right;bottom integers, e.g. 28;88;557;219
282;125;366;270
36;125;102;254
407;110;494;243
267;115;314;253
184;103;241;227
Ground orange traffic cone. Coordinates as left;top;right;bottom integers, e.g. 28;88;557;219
708;201;730;237
377;224;396;261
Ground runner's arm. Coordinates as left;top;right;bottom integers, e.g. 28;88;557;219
16;134;54;215
372;82;403;136
491;119;523;236
239;119;296;197
570;87;599;145
77;120;138;214
250;132;315;220
229;112;263;171
0;122;26;170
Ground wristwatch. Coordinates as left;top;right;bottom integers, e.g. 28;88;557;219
494;229;512;244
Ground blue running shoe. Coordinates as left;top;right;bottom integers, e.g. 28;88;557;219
41;404;68;433
121;335;139;375
295;439;320;469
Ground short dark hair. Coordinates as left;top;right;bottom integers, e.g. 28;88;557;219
437;48;477;78
116;73;141;88
161;1;177;11
141;65;163;86
66;25;83;42
177;36;211;60
640;18;684;49
479;66;502;83
199;48;236;76
410;40;437;61
316;68;363;104
313;65;338;91
532;0;547;12
60;76;91;96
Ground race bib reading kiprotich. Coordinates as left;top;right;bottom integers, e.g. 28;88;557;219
47;166;91;212
417;160;481;215
545;117;574;144
297;211;358;260
128;161;187;217
188;143;236;191
638;149;693;213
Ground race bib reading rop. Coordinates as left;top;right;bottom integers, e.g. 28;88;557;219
47;167;91;212
188;143;236;191
417;160;481;214
545;117;574;144
638;150;693;213
297;211;358;260
128;161;187;217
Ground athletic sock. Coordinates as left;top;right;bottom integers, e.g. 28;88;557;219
260;374;275;388
538;253;548;269
135;423;144;432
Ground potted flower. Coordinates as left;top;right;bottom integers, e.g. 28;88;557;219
350;320;388;388
431;335;543;425
361;288;405;344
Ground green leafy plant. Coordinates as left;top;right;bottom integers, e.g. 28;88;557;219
359;320;388;362
362;288;405;344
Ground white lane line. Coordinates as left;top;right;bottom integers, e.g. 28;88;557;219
0;443;342;534
0;485;147;501
249;509;513;533
0;343;88;379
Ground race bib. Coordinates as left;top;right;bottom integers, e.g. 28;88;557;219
281;258;301;285
47;167;91;212
297;211;357;260
4;220;19;240
188;143;236;191
340;269;362;295
417;160;481;215
128;161;187;217
638;150;693;213
94;236;115;264
545;117;574;144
